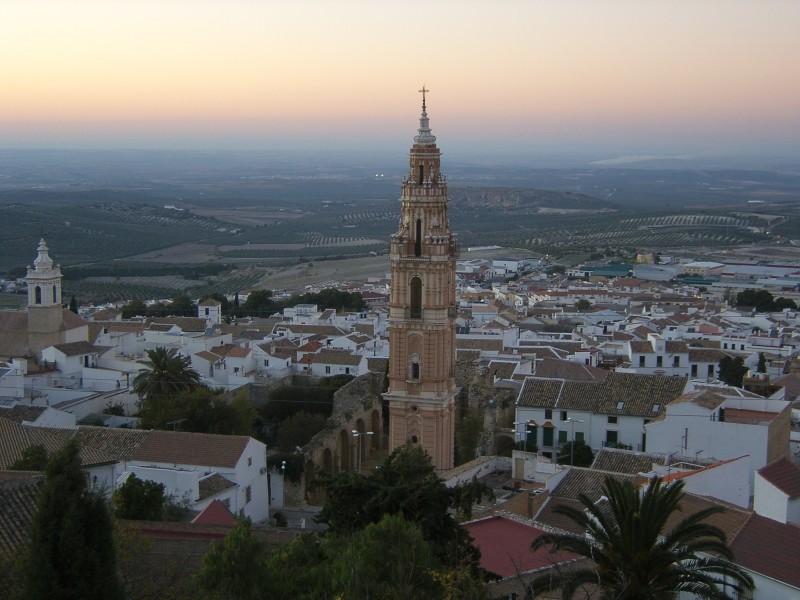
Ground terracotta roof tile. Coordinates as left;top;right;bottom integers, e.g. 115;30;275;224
757;456;800;498
731;514;800;588
131;430;250;469
0;475;42;556
591;448;666;475
198;473;237;501
464;516;577;578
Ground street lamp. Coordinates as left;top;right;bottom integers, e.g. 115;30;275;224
566;418;584;466
352;430;374;473
280;460;286;509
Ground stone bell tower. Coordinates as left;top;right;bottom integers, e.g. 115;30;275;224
26;238;65;353
383;88;459;471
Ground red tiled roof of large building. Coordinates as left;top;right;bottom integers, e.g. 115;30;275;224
464;516;577;578
731;514;800;589
757;456;800;498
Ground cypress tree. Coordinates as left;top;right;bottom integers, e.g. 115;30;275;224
25;439;124;600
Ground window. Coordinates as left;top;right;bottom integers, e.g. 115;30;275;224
247;457;252;466
264;359;269;366
325;366;331;374
608;416;618;424
544;409;552;420
605;430;618;445
410;277;422;318
411;435;418;443
639;356;645;367
245;485;252;503
35;286;42;304
652;404;660;413
560;411;568;421
543;428;554;447
707;364;714;377
558;430;567;444
691;364;697;377
415;219;422;256
575;432;585;443
616;401;624;410
345;367;350;375
656;355;663;368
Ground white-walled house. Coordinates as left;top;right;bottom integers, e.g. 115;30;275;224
646;389;791;483
308;349;368;378
124;430;268;521
514;372;688;457
754;456;800;525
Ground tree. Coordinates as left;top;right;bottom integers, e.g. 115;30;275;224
9;444;48;470
530;476;753;599
121;298;147;319
327;513;443;600
316;443;492;571
241;289;274;316
575;298;592;311
275;411;328;452
167;292;196;316
455;410;482;465
114;474;166;520
556;440;595;467
138;387;255;436
757;352;767;373
718;355;748;387
67;295;78;314
132;346;203;401
736;288;774;312
25;439;125;600
196;518;266;600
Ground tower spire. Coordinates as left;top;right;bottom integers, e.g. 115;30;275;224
414;85;436;145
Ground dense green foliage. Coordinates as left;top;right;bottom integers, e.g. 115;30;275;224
9;444;48;471
736;288;797;312
113;474;167;521
556;439;595;467
718;355;748;387
275;411;328;452
315;443;492;571
261;375;353;422
25;439;125;600
455;410;482;465
196;447;492;599
138;388;256;436
530;476;753;599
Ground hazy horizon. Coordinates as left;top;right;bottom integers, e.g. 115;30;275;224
2;1;798;162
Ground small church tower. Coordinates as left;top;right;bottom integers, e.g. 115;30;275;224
26;238;65;353
383;88;459;471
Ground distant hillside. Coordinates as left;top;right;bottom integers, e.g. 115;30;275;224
448;186;618;213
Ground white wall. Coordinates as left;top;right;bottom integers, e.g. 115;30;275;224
754;472;789;523
679;456;751;508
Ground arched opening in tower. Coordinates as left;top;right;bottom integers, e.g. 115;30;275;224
415;219;422;257
418;164;424;185
410;277;422;318
34;286;42;305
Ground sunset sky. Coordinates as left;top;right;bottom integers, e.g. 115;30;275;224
1;0;798;158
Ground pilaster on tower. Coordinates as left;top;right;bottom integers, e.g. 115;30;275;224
384;89;459;472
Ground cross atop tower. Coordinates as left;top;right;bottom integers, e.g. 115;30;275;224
419;85;429;111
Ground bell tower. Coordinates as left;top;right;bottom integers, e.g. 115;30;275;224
26;238;64;353
383;88;459;471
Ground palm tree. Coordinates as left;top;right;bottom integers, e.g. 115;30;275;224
132;347;203;400
530;476;753;599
